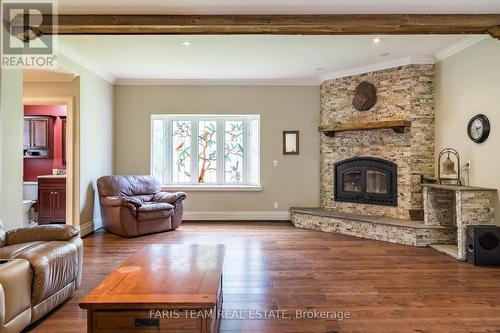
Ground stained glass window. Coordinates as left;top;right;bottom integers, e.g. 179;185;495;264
151;119;165;182
198;120;217;183
224;120;244;183
250;119;260;185
172;120;192;183
151;115;259;186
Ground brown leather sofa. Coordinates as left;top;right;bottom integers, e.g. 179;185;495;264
0;223;83;333
97;175;186;237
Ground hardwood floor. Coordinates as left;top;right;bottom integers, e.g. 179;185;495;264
26;222;500;333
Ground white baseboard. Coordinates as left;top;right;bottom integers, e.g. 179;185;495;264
78;212;289;235
79;217;103;236
183;211;291;221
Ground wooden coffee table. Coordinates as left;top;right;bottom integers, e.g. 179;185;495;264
80;244;225;333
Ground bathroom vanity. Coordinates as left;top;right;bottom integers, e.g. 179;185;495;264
37;175;66;224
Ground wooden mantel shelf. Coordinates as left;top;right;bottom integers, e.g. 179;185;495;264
318;119;411;137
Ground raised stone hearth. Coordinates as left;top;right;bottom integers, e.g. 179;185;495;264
291;208;455;247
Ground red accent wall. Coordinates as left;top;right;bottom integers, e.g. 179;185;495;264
23;105;67;181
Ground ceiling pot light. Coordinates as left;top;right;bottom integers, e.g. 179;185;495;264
380;52;390;57
373;38;381;44
181;41;191;47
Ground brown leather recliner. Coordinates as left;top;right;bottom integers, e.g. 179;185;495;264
97;175;186;237
0;223;83;333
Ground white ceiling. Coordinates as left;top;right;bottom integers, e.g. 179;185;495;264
58;35;468;84
57;0;500;14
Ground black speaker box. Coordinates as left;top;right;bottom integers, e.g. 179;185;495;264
466;225;500;266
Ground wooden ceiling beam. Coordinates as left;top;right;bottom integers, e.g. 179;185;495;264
488;25;500;39
32;14;500;36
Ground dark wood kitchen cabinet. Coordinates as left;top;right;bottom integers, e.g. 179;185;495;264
37;176;66;224
31;118;49;149
24;116;51;158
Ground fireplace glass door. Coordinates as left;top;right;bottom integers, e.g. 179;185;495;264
334;157;397;206
366;170;388;194
343;171;362;192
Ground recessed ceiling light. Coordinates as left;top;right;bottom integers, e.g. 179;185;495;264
316;67;324;71
181;41;191;47
373;38;381;44
380;52;390;57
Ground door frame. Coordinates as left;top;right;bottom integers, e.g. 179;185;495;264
23;95;80;229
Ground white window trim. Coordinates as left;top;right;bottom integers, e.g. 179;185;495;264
162;185;262;192
151;114;261;189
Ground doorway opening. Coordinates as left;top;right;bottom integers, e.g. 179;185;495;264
23;105;68;225
23;69;80;229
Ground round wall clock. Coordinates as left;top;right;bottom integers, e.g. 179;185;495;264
467;114;490;143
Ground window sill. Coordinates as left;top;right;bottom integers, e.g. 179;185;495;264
161;185;262;192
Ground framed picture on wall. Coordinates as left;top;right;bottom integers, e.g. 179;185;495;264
283;131;299;155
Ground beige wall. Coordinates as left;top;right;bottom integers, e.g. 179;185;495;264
0;69;24;230
72;62;113;231
23;54;114;232
435;38;500;224
114;85;320;216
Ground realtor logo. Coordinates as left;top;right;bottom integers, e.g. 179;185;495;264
1;0;57;68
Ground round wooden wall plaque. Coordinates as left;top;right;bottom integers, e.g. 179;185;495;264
352;81;377;111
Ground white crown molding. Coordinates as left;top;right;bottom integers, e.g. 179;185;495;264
434;35;487;62
183;211;291;221
56;35;485;87
319;55;435;82
318;36;487;83
56;43;116;84
115;78;320;86
318;35;486;83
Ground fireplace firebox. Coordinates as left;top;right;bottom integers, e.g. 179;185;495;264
334;157;397;206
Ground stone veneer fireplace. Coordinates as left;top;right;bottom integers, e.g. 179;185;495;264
291;63;497;255
292;64;456;247
320;64;435;220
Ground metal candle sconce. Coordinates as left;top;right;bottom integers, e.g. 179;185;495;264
438;148;461;185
